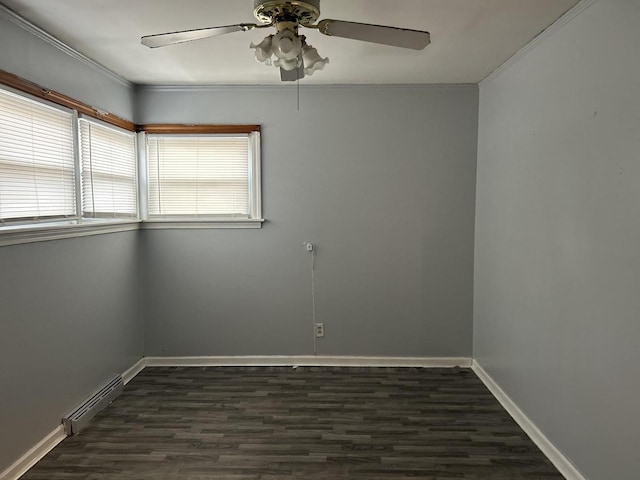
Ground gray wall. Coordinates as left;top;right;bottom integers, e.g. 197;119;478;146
474;1;640;479
0;9;142;473
0;233;144;472
0;8;134;120
138;85;478;357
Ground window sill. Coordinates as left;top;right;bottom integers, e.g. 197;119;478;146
0;220;141;247
0;217;266;247
141;219;265;230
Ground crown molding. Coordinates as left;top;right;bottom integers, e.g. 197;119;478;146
0;4;133;89
480;0;597;86
136;83;478;93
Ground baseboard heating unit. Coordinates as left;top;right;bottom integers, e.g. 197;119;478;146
62;374;124;435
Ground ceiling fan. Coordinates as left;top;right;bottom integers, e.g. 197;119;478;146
141;0;431;81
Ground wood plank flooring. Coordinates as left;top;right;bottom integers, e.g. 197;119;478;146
22;367;564;479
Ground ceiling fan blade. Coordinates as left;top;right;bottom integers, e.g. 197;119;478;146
316;19;430;50
141;24;260;48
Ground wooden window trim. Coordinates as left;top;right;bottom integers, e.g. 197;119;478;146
139;124;260;134
0;69;135;132
0;69;260;137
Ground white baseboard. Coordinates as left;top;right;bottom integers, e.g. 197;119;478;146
0;358;147;480
18;356;592;480
0;425;66;480
471;360;587;480
143;355;473;368
121;357;146;384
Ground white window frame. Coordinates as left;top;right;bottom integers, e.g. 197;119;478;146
0;83;265;247
0;87;77;224
0;86;140;247
140;130;263;230
78;116;139;220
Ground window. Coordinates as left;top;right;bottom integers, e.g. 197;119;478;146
0;88;76;224
145;131;262;225
0;80;263;246
0;86;140;246
79;118;137;218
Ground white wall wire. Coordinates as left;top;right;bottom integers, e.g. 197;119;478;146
310;248;317;355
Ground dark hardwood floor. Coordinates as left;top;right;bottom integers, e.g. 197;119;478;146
22;366;564;479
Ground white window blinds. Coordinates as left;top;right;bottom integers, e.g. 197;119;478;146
0;88;75;223
147;135;251;217
79;119;137;218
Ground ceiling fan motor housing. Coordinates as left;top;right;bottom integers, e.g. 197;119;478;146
254;0;321;26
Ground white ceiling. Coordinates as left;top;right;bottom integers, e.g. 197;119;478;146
1;0;579;85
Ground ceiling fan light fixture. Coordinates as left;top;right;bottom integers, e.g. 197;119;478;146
252;29;325;75
250;35;274;63
272;29;302;61
302;44;329;76
274;56;301;71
